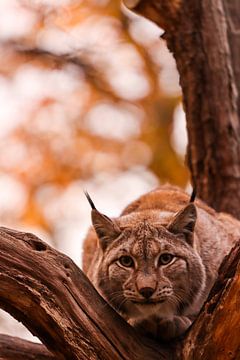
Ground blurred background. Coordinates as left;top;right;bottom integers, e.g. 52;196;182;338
0;0;189;340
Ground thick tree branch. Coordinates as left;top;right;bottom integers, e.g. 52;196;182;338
0;334;54;360
0;227;239;359
182;240;240;359
0;227;169;360
223;1;240;122
123;0;240;219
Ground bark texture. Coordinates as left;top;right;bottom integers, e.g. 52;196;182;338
0;227;239;359
123;0;240;219
223;1;240;121
182;240;240;360
0;334;54;360
0;227;169;360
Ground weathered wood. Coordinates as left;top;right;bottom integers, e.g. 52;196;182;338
0;227;170;360
0;334;54;360
0;226;240;359
223;0;240;122
182;240;240;360
123;0;240;220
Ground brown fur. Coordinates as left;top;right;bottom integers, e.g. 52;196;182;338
82;185;240;341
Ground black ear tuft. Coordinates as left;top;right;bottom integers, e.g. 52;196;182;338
84;191;97;210
189;188;196;203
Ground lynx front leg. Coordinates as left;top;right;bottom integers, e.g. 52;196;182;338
133;315;192;341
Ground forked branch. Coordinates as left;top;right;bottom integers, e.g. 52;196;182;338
0;226;239;359
0;227;168;360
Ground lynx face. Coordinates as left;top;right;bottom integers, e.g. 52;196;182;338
90;203;206;322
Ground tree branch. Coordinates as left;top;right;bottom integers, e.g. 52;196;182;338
0;226;239;359
0;334;54;360
182;240;240;359
123;0;240;219
0;227;169;360
223;0;240;125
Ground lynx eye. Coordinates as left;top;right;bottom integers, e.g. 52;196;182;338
118;255;134;268
158;253;174;266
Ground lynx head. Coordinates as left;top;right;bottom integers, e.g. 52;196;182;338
85;192;205;321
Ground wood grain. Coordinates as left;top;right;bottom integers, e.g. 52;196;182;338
0;334;54;360
0;227;169;360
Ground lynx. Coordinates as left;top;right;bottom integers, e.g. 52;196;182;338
82;185;240;341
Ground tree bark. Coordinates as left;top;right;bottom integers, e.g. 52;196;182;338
182;240;240;360
0;226;239;359
223;1;240;121
0;334;54;360
0;227;170;360
123;0;240;219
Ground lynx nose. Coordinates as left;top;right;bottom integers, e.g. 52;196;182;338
139;287;155;299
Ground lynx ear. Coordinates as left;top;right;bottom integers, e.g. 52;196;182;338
91;210;121;250
84;191;120;250
167;203;197;245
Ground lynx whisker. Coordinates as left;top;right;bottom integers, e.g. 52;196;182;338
101;292;124;310
116;298;128;313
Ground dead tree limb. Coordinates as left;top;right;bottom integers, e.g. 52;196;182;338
123;0;240;219
0;334;54;360
0;227;239;359
0;227;170;360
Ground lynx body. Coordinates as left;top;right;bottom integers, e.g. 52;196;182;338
82;186;240;340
